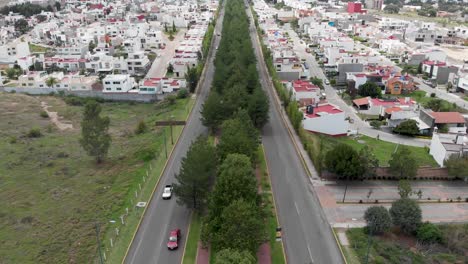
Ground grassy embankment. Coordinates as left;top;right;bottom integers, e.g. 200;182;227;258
342;225;468;264
0;93;193;263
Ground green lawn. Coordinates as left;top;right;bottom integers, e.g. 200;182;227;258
345;226;468;264
0;93;194;263
182;213;202;264
302;132;437;167
257;146;286;264
29;43;49;53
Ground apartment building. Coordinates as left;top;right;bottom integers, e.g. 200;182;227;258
102;74;136;93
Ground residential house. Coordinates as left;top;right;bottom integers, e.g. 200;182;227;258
290;80;321;102
353;96;416;115
420;110;467;134
102;74;136;93
429;132;467;167
139;77;186;94
302;103;349;136
127;51;150;76
18;71;64;88
385;75;417;95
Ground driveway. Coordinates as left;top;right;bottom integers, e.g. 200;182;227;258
284;24;431;147
145;29;186;78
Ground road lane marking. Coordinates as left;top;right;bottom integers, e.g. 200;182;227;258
294;202;300;215
307;244;315;264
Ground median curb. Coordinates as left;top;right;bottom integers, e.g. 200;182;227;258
331;228;349;264
261;144;288;264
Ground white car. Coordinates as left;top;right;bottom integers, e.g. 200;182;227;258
162;185;173;200
324;79;330;85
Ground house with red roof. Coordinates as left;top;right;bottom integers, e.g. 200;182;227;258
420;110;467;134
386;74;417;95
353;96;416;115
302;103;349;136
138;77;186;94
291;80;321;102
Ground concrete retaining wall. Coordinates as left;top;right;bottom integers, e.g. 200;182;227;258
1;87;162;102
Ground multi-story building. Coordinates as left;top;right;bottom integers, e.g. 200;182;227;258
102;74;136;93
127;52;150;76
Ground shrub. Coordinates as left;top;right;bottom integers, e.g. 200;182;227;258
135;120;147;134
27;127;42;138
390;198;422;234
370;120;382;129
135;147;156;161
39;110;49;118
165;94;177;105
364;206;392;235
416;222;442;244
9;136;17;144
177;88;189;99
430;93;436;98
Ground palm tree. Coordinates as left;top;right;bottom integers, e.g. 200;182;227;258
46;77;58;88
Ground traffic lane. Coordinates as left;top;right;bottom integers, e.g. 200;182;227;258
124;8;224;264
247;7;343;264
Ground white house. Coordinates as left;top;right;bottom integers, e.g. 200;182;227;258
302;103;349;136
139;77;186;94
291;80;321;102
429;132;468;167
102;74;136;93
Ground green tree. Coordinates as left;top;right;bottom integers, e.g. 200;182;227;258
393;119;420;136
167;63;174;74
185;66;199;93
207;153;258;220
424;99;446;112
310;77;324;89
287;100;303;131
444;155;468;179
45;77;58;88
88;41;96;53
214;248;256;264
358;82;382;98
173;136;217;212
164;23;168;32
364;206;392;235
217;113;259;162
36;14;47;23
397;179;413;198
172;21;176;32
359;146;379;179
5;68;18;79
212;199;265;253
14;19;29;35
79;101;111;163
389;146;418;178
247;88;269;129
201;91;226;131
390;198;422;234
325;144;365;180
370;120;382;129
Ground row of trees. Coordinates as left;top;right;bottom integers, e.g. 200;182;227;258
201;0;269;131
174;0;268;262
325;144;418;179
0;3;57;17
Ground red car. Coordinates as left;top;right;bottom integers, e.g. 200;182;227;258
167;229;181;250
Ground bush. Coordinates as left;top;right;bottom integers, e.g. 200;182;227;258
390;198;422;234
135;120;147;134
9;136;17;144
417;222;443;244
364;206;392;235
39;110;49;118
27;127;42;138
135;147;156;161
430;93;436;98
165;94;177;105
177;88;189;99
370;120;382;129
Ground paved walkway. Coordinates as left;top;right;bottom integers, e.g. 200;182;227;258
314;181;468;227
257;243;272;264
196;243;209;264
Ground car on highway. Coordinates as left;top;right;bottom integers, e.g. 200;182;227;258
167;229;181;250
162;185;173;199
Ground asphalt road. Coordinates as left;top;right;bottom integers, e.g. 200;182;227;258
124;5;225;264
246;3;344;264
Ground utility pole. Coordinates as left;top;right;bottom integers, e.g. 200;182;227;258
95;223;104;264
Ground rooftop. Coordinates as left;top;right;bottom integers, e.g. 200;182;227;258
430;112;465;124
305;104;343;118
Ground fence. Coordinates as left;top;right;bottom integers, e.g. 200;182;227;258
322;166;451;181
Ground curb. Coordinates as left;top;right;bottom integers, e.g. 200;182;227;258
331;227;349;264
261;144;288;264
247;5;347;264
125;2;224;264
179;211;194;264
121;97;196;264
